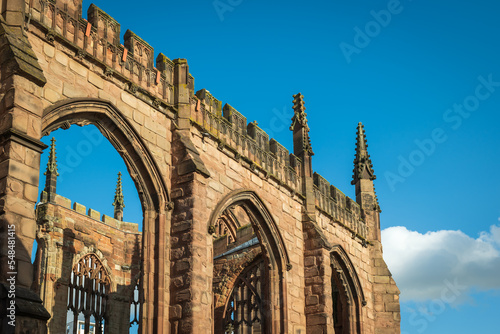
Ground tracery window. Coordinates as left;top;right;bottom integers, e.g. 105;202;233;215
223;258;266;333
214;214;237;243
67;254;110;334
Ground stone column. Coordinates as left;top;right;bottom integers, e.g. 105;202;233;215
169;171;212;334
169;58;212;333
303;235;334;334
0;8;50;331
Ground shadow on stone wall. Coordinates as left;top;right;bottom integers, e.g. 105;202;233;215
40;227;142;333
0;230;50;334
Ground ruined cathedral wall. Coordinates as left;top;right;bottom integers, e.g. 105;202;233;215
190;130;308;332
36;193;142;287
35;194;141;333
15;0;400;332
25;0;173;184
315;210;375;331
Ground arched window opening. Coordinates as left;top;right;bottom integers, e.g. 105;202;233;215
212;204;263;333
223;257;266;333
330;246;366;334
210;191;291;334
34;124;144;333
331;269;349;334
67;254;110;334
38;100;169;334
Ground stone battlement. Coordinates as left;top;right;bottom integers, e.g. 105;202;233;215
26;1;175;111
38;191;140;233
313;172;367;239
190;88;367;239
190;89;303;193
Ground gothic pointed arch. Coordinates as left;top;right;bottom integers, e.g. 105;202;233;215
208;189;291;333
42;98;170;209
41;97;171;333
330;244;366;334
208;189;291;271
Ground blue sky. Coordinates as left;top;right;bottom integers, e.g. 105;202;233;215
37;0;500;333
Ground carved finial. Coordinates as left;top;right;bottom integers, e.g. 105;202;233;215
43;137;59;202
113;172;125;221
290;93;313;156
290;93;307;128
45;137;58;175
352;122;376;185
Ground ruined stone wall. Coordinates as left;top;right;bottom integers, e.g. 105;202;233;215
17;2;175;331
0;0;400;333
199;128;306;330
176;112;399;333
34;193;141;334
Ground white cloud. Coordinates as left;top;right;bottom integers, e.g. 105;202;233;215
382;225;500;302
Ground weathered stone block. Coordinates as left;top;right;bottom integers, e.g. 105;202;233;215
73;202;86;214
88;208;100;220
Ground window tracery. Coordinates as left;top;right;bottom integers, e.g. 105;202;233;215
223;258;266;333
67;254;110;334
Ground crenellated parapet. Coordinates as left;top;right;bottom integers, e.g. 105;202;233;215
313;172;367;240
189;88;369;240
37;192;140;233
25;1;174;108
190;89;303;193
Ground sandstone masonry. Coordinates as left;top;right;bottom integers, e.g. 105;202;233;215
0;1;400;333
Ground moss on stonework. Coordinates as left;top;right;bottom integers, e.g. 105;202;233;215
214;234;228;242
236;224;252;231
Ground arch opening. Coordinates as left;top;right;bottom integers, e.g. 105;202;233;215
330;245;366;334
34;98;170;334
209;190;290;334
34;123;144;334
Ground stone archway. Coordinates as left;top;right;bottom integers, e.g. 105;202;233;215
330;245;366;334
208;189;291;333
41;98;171;334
